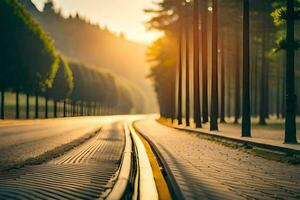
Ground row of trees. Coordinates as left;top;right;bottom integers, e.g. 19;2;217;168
0;0;138;119
146;0;299;143
19;0;157;113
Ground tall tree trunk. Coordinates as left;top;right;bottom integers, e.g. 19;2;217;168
76;102;78;116
242;0;251;137
99;104;102;116
276;60;281;118
95;103;98;116
35;94;39;119
282;53;286;118
298;80;300;116
265;63;270;119
194;0;202;128
16;90;20;119
210;0;218;131
234;32;241;124
171;60;176;123
45;96;48;119
259;30;267;125
72;102;75;117
54;100;57;118
63;100;66;117
250;41;255;117
26;93;30;119
220;31;226;123
250;35;256;117
284;0;297;143
201;0;209;123
1;91;4;119
92;103;95;116
227;59;231;118
185;12;190;127
177;8;183;125
253;45;258;117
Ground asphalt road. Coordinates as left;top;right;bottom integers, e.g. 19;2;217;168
0;115;143;171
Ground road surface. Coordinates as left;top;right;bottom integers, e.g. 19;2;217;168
0;116;141;171
1;115;299;200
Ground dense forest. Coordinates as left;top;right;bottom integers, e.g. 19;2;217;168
19;0;157;113
146;0;300;137
0;0;144;119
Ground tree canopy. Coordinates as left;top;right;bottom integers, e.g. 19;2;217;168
0;0;59;94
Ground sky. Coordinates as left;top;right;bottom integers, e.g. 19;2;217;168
31;0;162;44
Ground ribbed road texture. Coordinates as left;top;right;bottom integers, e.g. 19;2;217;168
0;123;125;200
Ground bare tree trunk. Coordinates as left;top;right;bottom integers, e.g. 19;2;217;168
234;32;241;124
284;0;297;143
35;94;39;119
185;14;190;127
265;63;270;119
194;0;202;128
26;93;30;119
242;0;251;137
227;60;231;118
177;7;183;125
210;0;218;131
259;30;267;125
253;45;258;117
45;96;48;119
1;90;4;119
63;100;66;117
201;0;209;123
276;59;281;118
282;53;286;118
220;31;226;123
16;90;20;119
54;100;57;118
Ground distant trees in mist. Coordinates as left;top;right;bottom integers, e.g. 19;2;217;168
0;0;141;118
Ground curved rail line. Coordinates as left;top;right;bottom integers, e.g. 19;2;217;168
0;123;124;200
0;122;162;200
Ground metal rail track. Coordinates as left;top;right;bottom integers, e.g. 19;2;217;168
0;123;124;200
0;122;160;200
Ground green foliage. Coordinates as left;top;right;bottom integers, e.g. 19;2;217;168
272;35;300;52
271;7;287;25
48;56;74;100
69;62;136;113
19;0;155;112
271;0;300;53
144;0;183;115
0;0;59;94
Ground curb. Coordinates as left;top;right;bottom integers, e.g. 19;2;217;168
129;123;159;200
106;124;132;200
133;121;185;200
160;121;300;155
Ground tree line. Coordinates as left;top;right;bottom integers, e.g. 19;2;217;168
19;0;156;113
146;0;299;143
0;0;138;119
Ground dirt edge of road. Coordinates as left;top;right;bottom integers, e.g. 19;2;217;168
0;127;101;172
157;118;300;165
